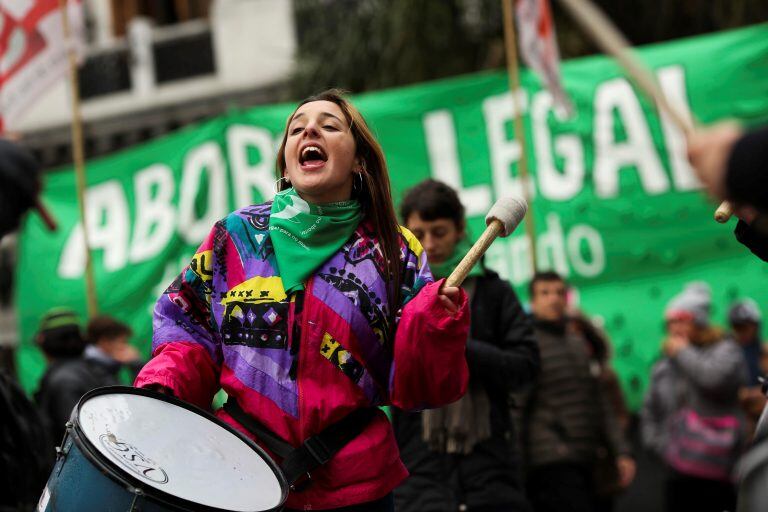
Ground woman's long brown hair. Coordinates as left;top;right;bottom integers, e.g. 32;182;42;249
275;89;403;340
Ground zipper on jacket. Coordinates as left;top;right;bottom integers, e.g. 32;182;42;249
297;280;313;443
289;290;305;381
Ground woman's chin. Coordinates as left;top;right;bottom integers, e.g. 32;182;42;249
294;184;352;204
293;177;328;195
291;174;353;201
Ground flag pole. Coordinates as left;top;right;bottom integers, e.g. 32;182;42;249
59;0;98;318
502;0;538;273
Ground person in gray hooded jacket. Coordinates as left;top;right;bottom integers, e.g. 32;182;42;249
641;282;748;512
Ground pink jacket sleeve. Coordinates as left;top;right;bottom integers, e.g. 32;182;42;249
134;224;224;410
389;279;470;411
134;342;220;410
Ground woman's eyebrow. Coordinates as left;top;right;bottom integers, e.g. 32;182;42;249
290;112;343;124
319;112;343;123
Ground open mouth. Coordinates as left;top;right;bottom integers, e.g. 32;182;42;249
299;145;328;170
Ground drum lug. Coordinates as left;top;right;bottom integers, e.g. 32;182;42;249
56;423;73;457
128;487;145;512
54;426;74;477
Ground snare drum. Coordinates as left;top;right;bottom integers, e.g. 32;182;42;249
38;386;288;511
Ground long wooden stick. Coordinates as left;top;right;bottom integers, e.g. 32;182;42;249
558;0;691;134
556;0;733;223
446;220;505;288
502;0;538;272
60;0;98;318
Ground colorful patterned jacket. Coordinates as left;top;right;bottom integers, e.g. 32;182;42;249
135;202;470;510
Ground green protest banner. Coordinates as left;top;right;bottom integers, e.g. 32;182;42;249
16;24;768;409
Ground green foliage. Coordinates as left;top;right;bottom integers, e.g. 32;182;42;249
291;0;504;98
290;0;767;99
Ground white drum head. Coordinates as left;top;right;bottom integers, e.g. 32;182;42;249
77;391;284;512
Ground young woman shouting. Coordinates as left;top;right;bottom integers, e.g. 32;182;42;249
135;90;470;511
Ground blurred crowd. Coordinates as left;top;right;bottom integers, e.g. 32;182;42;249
1;310;144;511
0;139;146;511
391;179;763;512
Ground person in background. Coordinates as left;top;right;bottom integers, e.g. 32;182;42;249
0;138;54;236
728;300;768;435
687;123;768;211
522;272;634;512
641;282;748;512
392;180;539;512
568;309;632;511
85;315;143;384
34;309;114;443
729;299;767;387
687;123;768;260
0;138;57;510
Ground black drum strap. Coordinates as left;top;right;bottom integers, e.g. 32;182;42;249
224;398;377;490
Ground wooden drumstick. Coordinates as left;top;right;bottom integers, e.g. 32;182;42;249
445;197;528;288
556;0;734;223
715;201;734;223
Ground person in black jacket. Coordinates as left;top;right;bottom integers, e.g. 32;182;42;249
392;180;540;512
733;210;768;262
687;124;768;510
0;138;59;511
523;272;634;512
687;124;768;210
687;123;768;259
85;315;144;383
34;309;119;444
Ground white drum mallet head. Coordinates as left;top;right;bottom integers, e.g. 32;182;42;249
486;196;528;237
445;196;528;287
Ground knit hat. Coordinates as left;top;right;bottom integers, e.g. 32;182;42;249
36;308;86;359
729;299;762;325
38;308;80;333
665;282;712;326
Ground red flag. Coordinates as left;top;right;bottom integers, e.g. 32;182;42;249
0;0;84;132
515;0;573;117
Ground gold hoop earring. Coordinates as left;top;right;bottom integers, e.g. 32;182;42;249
274;176;290;193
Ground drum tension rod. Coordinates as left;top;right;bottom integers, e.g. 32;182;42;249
54;423;74;477
129;487;145;512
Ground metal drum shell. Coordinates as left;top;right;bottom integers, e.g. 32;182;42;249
39;385;289;512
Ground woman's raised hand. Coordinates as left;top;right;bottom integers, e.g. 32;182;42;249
438;285;461;314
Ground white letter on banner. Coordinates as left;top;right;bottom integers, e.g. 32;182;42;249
593;78;669;198
58;180;130;277
657;65;701;191
227;125;277;207
483;90;536;200
59;224;86;278
532;91;585;201
567;224;605;277
423;110;492;216
129;164;176;263
508;236;533;285
178;142;228;244
536;213;570;277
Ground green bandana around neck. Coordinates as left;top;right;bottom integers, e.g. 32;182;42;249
269;188;362;294
429;236;484;281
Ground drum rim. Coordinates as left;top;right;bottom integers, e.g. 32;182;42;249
69;385;289;512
